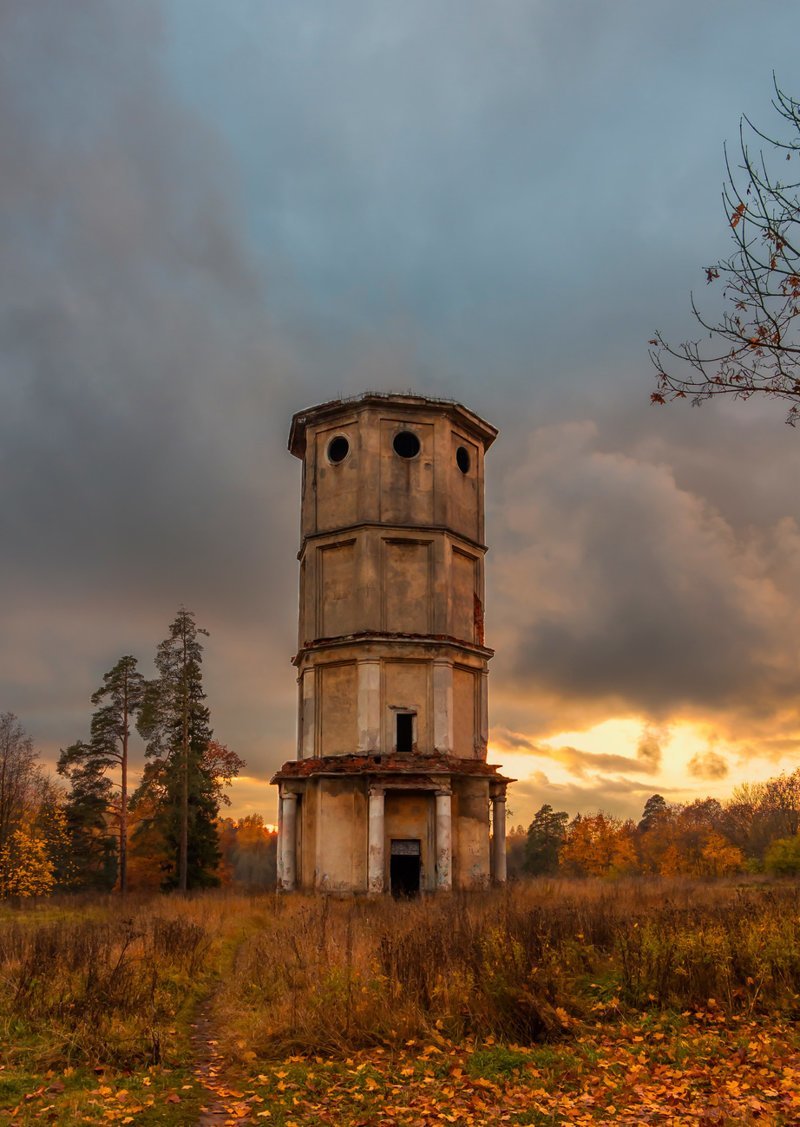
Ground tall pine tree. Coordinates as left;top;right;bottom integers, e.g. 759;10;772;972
91;656;144;891
58;656;145;893
136;609;220;891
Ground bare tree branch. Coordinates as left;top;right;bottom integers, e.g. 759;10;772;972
651;77;800;424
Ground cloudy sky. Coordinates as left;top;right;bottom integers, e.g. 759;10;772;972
3;0;800;828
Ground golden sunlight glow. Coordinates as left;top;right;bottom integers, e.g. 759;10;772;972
489;714;800;826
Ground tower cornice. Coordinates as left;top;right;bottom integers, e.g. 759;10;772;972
291;631;495;667
296;520;489;559
288;391;498;459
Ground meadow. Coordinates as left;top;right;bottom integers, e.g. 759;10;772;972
2;880;800;1125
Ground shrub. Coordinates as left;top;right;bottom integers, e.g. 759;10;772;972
765;835;800;875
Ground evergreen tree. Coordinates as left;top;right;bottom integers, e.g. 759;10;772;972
524;804;569;875
89;656;144;892
638;793;669;833
58;656;144;892
58;741;117;890
136;608;220;891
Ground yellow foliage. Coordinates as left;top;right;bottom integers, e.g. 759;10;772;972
0;824;55;898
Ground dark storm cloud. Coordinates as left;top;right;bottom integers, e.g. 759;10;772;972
687;750;729;781
490;418;800;737
0;1;305;764
636;725;667;771
0;2;291;604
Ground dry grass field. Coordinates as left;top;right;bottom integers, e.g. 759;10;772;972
2;880;800;1124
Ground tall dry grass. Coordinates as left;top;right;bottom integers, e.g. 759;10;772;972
216;879;800;1059
3;880;800;1071
0;893;261;1069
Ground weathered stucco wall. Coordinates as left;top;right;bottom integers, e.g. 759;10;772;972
319;663;358;755
453;664;478;758
315;778;366;892
453;777;491;889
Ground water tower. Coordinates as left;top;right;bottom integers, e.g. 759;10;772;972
272;392;512;893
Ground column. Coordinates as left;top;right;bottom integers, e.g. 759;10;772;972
357;660;382;752
435;791;453;891
367;787;385;894
491;792;507;884
278;792;298;891
432;661;453;754
276;788;284;887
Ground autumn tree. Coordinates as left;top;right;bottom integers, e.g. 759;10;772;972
135;609;236;891
651;80;800;424
504;824;528;879
0;771;71;899
203;740;245;810
761;770;800;838
524;804;569;876
0;712;40;853
0;825;56;898
698;831;745;877
720;781;771;862
764;834;800;875
217;814;277;889
559;813;638;878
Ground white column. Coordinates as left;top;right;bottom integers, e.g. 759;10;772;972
278;792;298;891
357;661;382;752
491;793;507;884
276;788;284;887
435;791;453;891
432;661;453;754
367;787;385;894
301;670;316;759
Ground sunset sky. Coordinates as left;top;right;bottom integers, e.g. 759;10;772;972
3;1;800;829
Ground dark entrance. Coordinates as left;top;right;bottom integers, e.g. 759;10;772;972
390;839;421;897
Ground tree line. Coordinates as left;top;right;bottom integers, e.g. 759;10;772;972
0;607;277;899
507;775;800;880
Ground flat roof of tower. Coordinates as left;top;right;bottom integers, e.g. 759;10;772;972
288;391;498;458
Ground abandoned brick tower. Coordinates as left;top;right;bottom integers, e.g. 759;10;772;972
272;392;512;894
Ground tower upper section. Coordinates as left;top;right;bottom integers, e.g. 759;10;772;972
288;393;497;762
289;392;497;547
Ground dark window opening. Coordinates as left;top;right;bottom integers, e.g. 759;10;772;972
396;712;414;753
456;446;470;474
393;430;420;459
327;435;350;464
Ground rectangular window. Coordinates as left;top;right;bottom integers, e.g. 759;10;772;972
396;712;414;753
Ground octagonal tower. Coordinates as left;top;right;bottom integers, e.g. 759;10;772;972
272;392;512;894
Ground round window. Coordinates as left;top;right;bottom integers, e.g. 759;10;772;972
327;435;350;464
456;446;470;474
393;431;420;459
